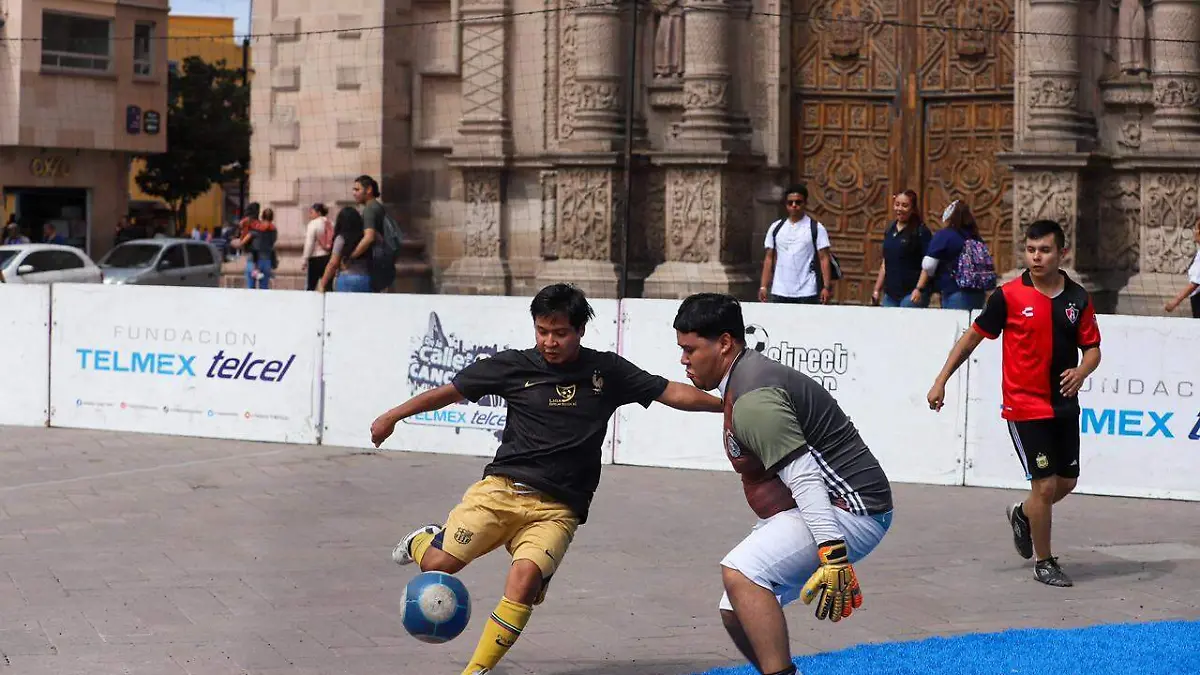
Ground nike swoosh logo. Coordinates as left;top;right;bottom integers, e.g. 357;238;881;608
525;380;548;388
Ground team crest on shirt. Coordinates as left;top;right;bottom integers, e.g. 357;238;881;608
724;430;743;458
1065;303;1079;324
592;370;604;394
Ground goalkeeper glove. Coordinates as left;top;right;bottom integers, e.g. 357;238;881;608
800;540;862;622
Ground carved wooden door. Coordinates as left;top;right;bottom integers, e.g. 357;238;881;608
793;0;1015;305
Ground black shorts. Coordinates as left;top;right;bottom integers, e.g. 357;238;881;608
1006;416;1080;481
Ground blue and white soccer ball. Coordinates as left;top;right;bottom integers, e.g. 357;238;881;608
400;571;472;644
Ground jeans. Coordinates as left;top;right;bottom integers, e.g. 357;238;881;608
881;291;930;308
770;294;819;304
335;272;372;293
942;289;986;310
245;256;272;289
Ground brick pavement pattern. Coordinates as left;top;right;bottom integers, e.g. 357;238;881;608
0;427;1198;675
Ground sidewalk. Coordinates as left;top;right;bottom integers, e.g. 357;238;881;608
0;426;1197;675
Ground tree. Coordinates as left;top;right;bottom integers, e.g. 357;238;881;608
136;56;251;230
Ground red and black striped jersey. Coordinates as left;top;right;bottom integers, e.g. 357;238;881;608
973;270;1101;421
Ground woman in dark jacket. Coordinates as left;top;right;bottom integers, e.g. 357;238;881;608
872;189;932;307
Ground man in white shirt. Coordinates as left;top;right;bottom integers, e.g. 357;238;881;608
759;184;834;304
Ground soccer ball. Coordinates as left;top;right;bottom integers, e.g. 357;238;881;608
400;571;472;644
745;324;770;353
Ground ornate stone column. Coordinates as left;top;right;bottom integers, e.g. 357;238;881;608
674;0;739;149
536;0;637;297
1148;0;1200;152
999;0;1092;289
642;0;759;299
566;0;626;150
443;0;511;295
1023;0;1091;151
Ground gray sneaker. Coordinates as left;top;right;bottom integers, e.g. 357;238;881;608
1034;557;1073;587
391;524;442;566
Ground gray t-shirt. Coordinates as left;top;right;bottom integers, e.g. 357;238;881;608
332;235;371;276
361;200;385;241
726;349;893;516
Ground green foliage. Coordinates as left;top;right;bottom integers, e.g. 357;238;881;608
135;55;251;227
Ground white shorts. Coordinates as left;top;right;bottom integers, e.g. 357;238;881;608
717;506;891;611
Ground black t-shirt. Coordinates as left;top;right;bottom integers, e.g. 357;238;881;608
451;347;669;523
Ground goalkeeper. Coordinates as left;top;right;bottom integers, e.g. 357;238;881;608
672;294;895;675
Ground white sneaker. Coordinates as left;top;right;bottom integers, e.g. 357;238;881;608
392;524;442;566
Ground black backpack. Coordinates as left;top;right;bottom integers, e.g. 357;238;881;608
768;218;844;291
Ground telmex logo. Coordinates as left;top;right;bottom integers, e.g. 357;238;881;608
75;348;296;382
1081;407;1200;440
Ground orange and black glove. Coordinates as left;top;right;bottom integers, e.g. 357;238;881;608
800;540;862;622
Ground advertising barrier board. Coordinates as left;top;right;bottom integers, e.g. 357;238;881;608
965;312;1200;501
321;293;620;461
49;285;324;444
614;299;972;486
0;285;51;427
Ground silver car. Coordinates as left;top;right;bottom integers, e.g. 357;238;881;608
0;244;104;284
99;238;223;287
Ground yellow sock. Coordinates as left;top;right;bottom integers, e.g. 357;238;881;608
409;531;435;567
461;596;532;674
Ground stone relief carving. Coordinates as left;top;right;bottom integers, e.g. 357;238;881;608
956;0;988;59
683;81;730;110
540;171;558;258
1092;174;1141;271
555;168;613;260
1029;79;1079;109
463;171;502;257
630;167;666;265
1152;78;1200;109
652;0;684;80
1113;0;1149;76
558;0;580;139
1142;173;1199;274
668;169;718;263
1016;172;1077;267
827;7;863;60
578;82;622;112
1117;114;1143;149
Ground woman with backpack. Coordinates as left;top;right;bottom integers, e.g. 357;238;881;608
301;203;334;291
231;203;279;290
911;199;996;310
872;189;933;307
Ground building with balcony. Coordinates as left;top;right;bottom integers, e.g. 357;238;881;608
0;0;168;258
127;15;251;236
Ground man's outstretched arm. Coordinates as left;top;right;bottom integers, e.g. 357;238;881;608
656;381;723;412
371;384;466;446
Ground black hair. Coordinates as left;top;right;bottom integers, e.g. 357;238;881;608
672;293;746;344
312;203;328;217
530;283;595;331
1025;219;1066;249
355;175;380;198
783;184;808;203
894;189;927;258
243;202;261;220
334;206;365;254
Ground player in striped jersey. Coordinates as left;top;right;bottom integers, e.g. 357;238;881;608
673;293;894;675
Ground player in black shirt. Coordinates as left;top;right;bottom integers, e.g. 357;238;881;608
369;283;722;675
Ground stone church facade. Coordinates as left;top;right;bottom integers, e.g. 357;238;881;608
247;0;1199;313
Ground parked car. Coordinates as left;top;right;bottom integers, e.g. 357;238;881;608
0;244;104;285
99;238;223;287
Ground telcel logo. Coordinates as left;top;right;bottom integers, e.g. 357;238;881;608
77;348;296;382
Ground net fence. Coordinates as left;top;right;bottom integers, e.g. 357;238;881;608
7;1;1200;316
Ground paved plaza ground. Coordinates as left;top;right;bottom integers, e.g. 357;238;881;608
0;426;1197;674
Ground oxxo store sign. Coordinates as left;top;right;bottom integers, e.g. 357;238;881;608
29;156;71;179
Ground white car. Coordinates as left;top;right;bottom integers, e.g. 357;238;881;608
0;244;104;285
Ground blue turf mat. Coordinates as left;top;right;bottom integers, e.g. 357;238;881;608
693;619;1200;675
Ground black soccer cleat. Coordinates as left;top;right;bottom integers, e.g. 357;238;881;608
1034;557;1073;587
1006;502;1034;560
